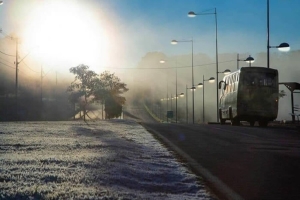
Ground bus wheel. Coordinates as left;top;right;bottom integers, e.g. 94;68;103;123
231;118;240;126
220;119;226;125
219;109;225;125
249;121;255;127
258;120;268;127
229;107;233;119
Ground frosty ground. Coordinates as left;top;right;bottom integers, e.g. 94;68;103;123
0;120;216;199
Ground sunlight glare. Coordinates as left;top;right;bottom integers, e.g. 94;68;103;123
23;1;109;71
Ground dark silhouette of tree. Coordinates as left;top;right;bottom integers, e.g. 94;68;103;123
95;71;129;119
68;67;128;120
105;95;123;119
68;91;85;120
67;64;98;121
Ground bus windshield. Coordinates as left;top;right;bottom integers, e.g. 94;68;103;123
243;72;277;87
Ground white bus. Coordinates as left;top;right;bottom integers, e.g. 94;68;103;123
218;67;279;127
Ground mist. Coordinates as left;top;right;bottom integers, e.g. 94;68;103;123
0;0;299;122
123;50;300;122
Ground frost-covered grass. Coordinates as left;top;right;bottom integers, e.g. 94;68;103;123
0;120;215;199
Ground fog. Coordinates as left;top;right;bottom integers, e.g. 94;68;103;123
1;33;299;122
123;50;300;122
0;1;299;122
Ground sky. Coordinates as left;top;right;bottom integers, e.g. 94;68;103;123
0;0;299;121
0;120;215;199
0;0;299;74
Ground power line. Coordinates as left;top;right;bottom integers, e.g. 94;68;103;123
0;61;15;69
0;50;15;57
0;30;15;41
101;59;236;70
21;61;39;73
0;56;14;65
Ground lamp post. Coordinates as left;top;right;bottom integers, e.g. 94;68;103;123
185;85;196;123
175;65;184;123
175;67;177;123
159;59;184;123
166;93;169;122
237;54;255;68
171;39;195;123
267;0;290;69
169;93;184;123
218;69;231;75
160;98;165;121
161;97;169;122
188;8;219;123
185;85;188;124
175;92;184;123
197;76;215;123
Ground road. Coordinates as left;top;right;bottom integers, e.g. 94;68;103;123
124;105;300;200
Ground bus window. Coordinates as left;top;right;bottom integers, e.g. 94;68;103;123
233;74;237;92
220;84;225;96
229;76;233;92
243;72;276;87
231;76;235;92
243;75;251;86
226;78;230;94
267;78;273;86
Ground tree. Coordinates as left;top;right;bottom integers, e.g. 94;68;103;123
67;64;98;121
105;95;123;119
68;66;129;121
95;71;129;119
68;91;85;120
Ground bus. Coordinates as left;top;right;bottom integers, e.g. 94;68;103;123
218;66;279;127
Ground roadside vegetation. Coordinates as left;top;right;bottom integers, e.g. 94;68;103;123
67;64;129;121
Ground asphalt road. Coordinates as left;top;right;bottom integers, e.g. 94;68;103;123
124;105;300;200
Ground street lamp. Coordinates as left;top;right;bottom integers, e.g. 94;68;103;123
160;98;165;122
188;8;219;123
171;39;195;123
218;69;231;75
159;59;184;123
185;85;196;124
0;1;3;5
175;92;185;123
169;92;185;123
161;97;169;122
185;85;189;123
237;54;255;68
267;0;290;69
198;76;215;123
245;55;255;67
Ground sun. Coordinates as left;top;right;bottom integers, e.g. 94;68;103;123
22;1;110;71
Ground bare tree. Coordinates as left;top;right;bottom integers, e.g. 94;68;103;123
67;64;98;121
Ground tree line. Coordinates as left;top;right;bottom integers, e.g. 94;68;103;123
67;64;129;121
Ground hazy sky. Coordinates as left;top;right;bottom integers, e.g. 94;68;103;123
0;0;299;74
0;0;298;121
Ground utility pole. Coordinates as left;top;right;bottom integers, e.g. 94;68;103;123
41;66;43;103
41;65;43;119
15;38;19;120
13;37;33;120
54;71;57;100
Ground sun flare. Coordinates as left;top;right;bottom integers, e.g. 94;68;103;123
22;1;110;71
